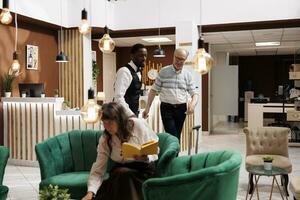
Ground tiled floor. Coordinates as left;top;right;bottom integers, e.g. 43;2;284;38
3;124;300;200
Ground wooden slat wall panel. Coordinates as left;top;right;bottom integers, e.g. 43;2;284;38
58;29;84;108
3;102;101;162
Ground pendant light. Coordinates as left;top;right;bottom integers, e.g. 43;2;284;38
81;88;101;123
192;0;213;75
10;4;19;72
98;0;115;53
78;0;91;34
78;9;91;34
0;0;12;25
56;0;69;63
153;0;165;58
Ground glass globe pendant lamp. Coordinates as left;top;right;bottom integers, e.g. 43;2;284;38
0;0;12;25
192;37;213;75
11;51;20;72
81;88;101;123
78;8;91;34
98;26;115;53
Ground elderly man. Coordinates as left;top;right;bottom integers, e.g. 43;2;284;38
143;48;198;140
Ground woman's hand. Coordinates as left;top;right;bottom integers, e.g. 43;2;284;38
133;155;148;161
82;191;94;200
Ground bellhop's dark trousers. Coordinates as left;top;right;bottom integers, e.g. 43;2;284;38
160;102;187;140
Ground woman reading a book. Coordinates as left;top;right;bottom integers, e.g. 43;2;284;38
82;102;159;200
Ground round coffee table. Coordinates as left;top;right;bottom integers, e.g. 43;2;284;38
246;165;288;200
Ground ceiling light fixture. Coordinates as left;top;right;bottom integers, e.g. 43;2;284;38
0;0;12;25
255;42;280;47
192;0;213;75
142;37;172;43
153;0;165;58
56;0;69;63
98;0;115;53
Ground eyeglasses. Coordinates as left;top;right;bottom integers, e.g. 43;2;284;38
175;56;187;62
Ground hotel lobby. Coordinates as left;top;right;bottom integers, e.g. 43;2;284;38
1;0;300;199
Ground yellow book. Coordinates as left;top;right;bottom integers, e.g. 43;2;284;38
122;140;158;159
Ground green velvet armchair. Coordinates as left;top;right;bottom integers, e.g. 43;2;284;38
143;150;242;200
0;146;9;200
35;130;180;199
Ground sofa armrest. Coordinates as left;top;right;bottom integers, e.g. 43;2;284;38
35;143;58;180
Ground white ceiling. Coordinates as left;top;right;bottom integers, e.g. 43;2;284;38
110;27;300;56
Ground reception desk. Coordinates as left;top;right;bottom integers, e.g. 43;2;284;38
2;97;101;166
248;103;295;129
2;96;196;166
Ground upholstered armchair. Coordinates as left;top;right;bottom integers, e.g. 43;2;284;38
142;150;242;200
36;130;180;199
243;127;292;195
0;146;9;200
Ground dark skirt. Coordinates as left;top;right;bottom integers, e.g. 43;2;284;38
94;162;155;200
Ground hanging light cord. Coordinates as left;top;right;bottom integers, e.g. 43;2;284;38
14;2;18;52
198;0;202;38
158;0;161;48
60;0;63;52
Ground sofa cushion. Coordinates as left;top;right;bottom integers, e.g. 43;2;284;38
246;154;292;173
290;176;300;200
40;171;90;199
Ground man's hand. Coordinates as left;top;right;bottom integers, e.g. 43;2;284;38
142;108;149;119
82;192;94;200
186;102;195;115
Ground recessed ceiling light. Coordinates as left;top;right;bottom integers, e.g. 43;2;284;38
255;42;280;47
142;37;172;43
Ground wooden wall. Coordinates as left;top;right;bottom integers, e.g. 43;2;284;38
0;23;58;145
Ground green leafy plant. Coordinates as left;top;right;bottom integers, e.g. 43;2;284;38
39;184;71;200
63;100;70;107
92;60;100;81
262;156;273;163
2;73;16;92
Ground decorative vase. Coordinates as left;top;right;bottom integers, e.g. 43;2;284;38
5;92;11;97
264;161;272;170
21;93;26;98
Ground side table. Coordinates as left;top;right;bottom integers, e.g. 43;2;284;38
246;165;288;200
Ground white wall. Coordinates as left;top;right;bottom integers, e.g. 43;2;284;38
210;52;239;126
103;53;116;102
3;0;300;29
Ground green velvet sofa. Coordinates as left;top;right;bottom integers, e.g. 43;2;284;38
0;146;9;200
143;150;242;200
35;130;180;199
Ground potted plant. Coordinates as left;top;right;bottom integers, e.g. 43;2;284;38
263;156;274;170
54;89;59;98
39;184;71;200
92;60;100;93
62;100;70;110
21;90;27;98
2;73;16;97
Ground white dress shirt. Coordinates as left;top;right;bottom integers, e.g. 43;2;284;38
113;60;142;116
87;118;158;195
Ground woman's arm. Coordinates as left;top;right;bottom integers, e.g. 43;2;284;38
86;135;110;195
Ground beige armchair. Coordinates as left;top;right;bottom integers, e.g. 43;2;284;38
244;127;292;196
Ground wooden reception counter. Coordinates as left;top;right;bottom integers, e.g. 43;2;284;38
2;96;196;166
2;97;101;166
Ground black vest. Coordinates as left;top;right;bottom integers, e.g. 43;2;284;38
124;64;142;116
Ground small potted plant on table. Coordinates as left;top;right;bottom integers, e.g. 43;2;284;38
2;73;16;97
263;156;274;170
39;184;71;200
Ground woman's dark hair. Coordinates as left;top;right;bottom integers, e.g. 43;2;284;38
101;102;133;151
